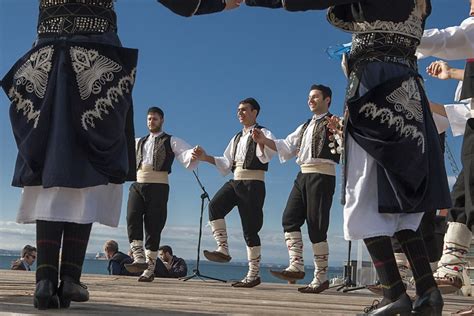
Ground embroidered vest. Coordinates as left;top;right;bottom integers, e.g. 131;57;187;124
136;133;174;174
231;124;269;172
38;0;117;37
297;114;340;164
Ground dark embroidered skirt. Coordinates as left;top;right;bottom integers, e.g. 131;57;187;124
1;32;137;188
345;62;451;214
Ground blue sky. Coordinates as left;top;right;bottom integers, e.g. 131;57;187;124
0;0;468;265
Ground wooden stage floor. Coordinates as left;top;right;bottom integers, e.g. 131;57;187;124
0;270;472;315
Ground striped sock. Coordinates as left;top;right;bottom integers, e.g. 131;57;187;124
36;220;63;287
364;236;406;301
60;223;92;283
394;229;436;296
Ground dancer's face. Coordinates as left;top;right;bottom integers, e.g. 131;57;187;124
308;89;330;114
147;112;164;133
237;103;258;127
470;0;474;16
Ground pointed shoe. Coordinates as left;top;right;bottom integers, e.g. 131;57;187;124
412;288;443;316
231;277;261;288
203;250;231;263
270;269;305;281
298;280;329;294
124;262;149;273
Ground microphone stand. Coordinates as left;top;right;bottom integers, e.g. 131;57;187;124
181;170;226;282
332;241;366;293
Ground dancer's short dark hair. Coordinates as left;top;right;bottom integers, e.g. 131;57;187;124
159;245;173;256
148;106;164;118
240;97;261;116
310;84;332;107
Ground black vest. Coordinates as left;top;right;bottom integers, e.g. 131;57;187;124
136;133;175;174
231;124;269;172
460;60;474;101
297;114;341;164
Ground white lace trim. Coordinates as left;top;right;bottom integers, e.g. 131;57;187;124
359;102;425;153
80;67;136;131
13;45;54;99
70;46;122;100
328;3;424;39
8;87;41;128
386;77;423;122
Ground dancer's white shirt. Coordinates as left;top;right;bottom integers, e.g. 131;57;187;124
274;112;338;166
214;125;276;178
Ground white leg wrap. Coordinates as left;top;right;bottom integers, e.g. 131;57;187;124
210;219;230;256
130;240;146;264
434;222;472;281
140;249;158;279
285;231;304;273
243;246;261;282
309;241;328;287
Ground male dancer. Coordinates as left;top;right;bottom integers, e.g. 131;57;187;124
416;5;474;296
252;84;342;293
125;107;198;282
193;98;276;287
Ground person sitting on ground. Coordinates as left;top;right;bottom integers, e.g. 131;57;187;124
104;240;139;276
11;245;37;271
154;245;187;278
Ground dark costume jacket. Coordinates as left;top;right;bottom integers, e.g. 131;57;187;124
246;0;451;214
1;0;227;189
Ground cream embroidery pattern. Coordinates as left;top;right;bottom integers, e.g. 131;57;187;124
328;3;424;39
359;103;425;153
13;45;54;99
8;87;41;128
70;46;122;100
81;68;136;131
386;77;423;122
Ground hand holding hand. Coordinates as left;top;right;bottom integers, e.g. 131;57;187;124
326;116;343;136
426;60;451;80
192;146;207;161
251;128;266;144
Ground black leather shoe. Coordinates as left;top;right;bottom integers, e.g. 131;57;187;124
34;280;60;310
58;276;89;308
412;288;443;316
362;293;412;315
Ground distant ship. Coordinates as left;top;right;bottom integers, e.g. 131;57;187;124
95;252;107;260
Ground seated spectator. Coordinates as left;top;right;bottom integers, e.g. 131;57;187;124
155;245;187;278
11;245;36;271
104;240;139;276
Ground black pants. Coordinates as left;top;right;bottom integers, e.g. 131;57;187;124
209;180;265;247
449;118;474;231
282;172;335;244
127;182;169;251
